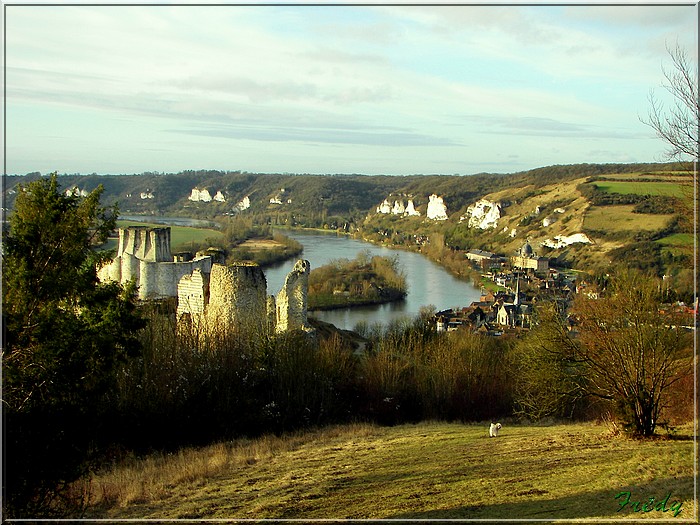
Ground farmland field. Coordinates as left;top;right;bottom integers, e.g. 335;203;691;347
77;421;696;521
592;180;689;199
583;205;674;232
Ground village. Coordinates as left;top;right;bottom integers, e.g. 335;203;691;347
432;240;585;336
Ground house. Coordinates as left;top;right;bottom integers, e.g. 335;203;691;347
466;249;502;270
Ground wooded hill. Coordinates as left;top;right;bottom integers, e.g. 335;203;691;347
5;163;687;220
4;162;693;292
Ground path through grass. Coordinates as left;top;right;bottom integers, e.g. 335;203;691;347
78;421;695;521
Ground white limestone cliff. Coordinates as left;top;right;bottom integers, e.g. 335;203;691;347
376;199;392;214
189;188;213;202
234;195;251;211
405;199;420;216
461;199;501;229
426;194;448;221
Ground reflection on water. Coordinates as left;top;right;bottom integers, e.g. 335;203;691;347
265;230;481;330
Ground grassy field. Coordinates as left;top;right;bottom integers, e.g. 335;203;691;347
593;180;689;199
583;205;674;232
656;233;695;247
77;421;695;521
656;233;695;258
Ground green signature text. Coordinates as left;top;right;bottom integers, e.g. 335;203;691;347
615;491;683;517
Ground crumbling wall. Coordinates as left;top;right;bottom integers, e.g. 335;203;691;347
177;269;209;316
275;259;312;333
175;259;313;339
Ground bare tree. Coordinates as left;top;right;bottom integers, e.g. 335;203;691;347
515;270;693;436
643;43;698;162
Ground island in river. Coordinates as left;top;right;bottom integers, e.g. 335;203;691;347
307;252;407;311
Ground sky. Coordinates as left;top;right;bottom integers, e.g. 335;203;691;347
4;1;698;176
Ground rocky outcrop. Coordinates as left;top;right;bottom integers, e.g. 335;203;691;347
376;196;421;217
189;188;213;202
376;199;392;214
392;200;405;215
542;233;592;249
426;194;448;221
189;188;227;203
65;186;89;197
461;199;501;229
234;195;251;212
405;199;420;216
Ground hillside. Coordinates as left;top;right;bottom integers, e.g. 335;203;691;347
4;162;692;282
77;421;695;520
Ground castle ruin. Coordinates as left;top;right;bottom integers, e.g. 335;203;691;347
99;226;312;337
98;226;214;300
177;259;313;337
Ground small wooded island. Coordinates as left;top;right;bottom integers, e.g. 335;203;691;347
308;252;407;310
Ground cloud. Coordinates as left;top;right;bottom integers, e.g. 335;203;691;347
169;123;458;148
459;115;648;140
563;5;696;29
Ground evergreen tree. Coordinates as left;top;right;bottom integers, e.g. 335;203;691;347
3;173;145;517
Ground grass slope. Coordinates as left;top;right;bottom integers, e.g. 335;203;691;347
80;421;695;521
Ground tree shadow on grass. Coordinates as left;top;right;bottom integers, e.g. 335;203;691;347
387;476;695;521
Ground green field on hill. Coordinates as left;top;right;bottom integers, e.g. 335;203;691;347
79;421;695;521
583;205;674;232
593;180;689;199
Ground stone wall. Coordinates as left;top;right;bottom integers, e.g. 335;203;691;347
177;268;209;316
118;226;172;262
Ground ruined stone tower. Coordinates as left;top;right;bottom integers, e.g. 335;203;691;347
118;226;172;262
275;259;312;333
176;259;313;338
205;262;269;335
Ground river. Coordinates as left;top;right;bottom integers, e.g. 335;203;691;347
265;230;481;331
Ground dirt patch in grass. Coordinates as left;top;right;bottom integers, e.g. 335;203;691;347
78;421;696;521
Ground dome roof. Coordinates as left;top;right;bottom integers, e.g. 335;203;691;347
521;241;533;256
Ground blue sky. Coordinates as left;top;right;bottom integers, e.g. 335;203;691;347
4;2;698;176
